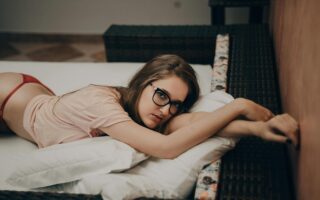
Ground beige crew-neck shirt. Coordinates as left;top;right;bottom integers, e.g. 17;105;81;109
23;85;132;148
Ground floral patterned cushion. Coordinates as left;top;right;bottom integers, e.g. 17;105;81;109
194;34;230;200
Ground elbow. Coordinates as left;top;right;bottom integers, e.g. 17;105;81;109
155;142;180;159
165;153;179;159
140;135;180;159
156;151;177;160
158;151;177;159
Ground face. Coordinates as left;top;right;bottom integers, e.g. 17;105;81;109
137;75;189;129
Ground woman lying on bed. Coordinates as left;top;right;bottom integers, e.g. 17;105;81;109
0;54;299;158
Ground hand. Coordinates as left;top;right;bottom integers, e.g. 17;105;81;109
235;98;274;121
255;113;299;147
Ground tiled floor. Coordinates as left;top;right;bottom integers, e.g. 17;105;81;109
0;36;106;62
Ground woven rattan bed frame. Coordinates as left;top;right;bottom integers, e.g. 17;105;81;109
0;24;295;200
104;25;294;200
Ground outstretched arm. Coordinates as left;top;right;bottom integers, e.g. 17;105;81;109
100;98;279;159
100;98;248;159
164;98;274;136
215;115;298;146
165;100;299;146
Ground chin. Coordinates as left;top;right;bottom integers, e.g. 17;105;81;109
146;122;157;130
143;119;158;130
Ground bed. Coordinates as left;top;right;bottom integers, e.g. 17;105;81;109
0;58;233;199
103;24;295;200
0;34;234;199
0;24;294;200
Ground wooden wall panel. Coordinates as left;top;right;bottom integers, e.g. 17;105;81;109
270;0;320;199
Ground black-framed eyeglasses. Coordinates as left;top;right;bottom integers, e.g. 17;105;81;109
150;83;184;115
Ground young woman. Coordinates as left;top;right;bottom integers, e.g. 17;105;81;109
0;55;299;158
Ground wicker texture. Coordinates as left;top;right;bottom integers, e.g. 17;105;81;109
208;0;269;6
217;25;294;200
104;25;218;64
0;190;102;200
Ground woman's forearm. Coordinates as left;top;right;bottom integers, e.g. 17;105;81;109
182;112;262;139
101;102;242;159
165;110;260;140
102;99;274;159
164;100;243;158
216;120;261;138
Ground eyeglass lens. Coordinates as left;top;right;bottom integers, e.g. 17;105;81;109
153;89;180;114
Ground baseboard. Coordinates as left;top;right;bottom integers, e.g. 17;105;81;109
0;32;103;43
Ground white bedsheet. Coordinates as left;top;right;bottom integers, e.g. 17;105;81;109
0;61;213;192
31;91;236;200
0;61;212;95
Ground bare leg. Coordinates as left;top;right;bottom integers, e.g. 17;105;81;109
0;72;53;142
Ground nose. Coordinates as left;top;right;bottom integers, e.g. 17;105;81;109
159;104;171;116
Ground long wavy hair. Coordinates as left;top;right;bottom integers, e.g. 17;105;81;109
116;54;200;127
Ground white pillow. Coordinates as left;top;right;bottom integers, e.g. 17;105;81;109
100;137;235;199
7;90;235;196
99;91;237;199
189;90;235;112
6;137;148;188
42;91;237;199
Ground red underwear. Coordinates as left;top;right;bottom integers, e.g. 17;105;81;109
0;74;54;122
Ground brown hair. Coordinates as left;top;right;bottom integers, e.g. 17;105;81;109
116;54;200;126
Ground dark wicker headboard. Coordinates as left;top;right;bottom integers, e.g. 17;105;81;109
103;25;219;65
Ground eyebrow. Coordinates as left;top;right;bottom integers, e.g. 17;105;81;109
159;87;184;103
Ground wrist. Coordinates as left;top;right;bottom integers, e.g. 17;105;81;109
232;98;247;116
237;120;262;137
249;121;265;137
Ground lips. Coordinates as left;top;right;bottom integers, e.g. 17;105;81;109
151;114;162;123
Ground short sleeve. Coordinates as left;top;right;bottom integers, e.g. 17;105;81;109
55;85;132;135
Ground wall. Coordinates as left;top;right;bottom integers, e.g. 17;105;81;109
270;0;320;199
0;0;211;34
0;0;257;34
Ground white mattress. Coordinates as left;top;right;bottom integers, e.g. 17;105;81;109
0;61;213;191
0;61;212;95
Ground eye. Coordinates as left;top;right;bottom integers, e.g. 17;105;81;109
169;102;183;115
156;90;168;101
172;102;182;110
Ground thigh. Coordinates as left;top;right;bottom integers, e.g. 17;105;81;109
0;72;52;141
0;72;24;105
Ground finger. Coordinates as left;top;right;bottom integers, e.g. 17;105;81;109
270;111;275;117
275;114;299;146
283;115;299;146
283;114;299;130
264;130;288;143
270;123;298;147
262;108;274;121
267;110;275;120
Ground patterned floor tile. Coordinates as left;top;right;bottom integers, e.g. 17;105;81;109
10;42;59;54
0;43;20;59
91;51;106;62
70;43;105;55
3;54;31;61
0;34;107;63
26;44;84;61
67;56;96;62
